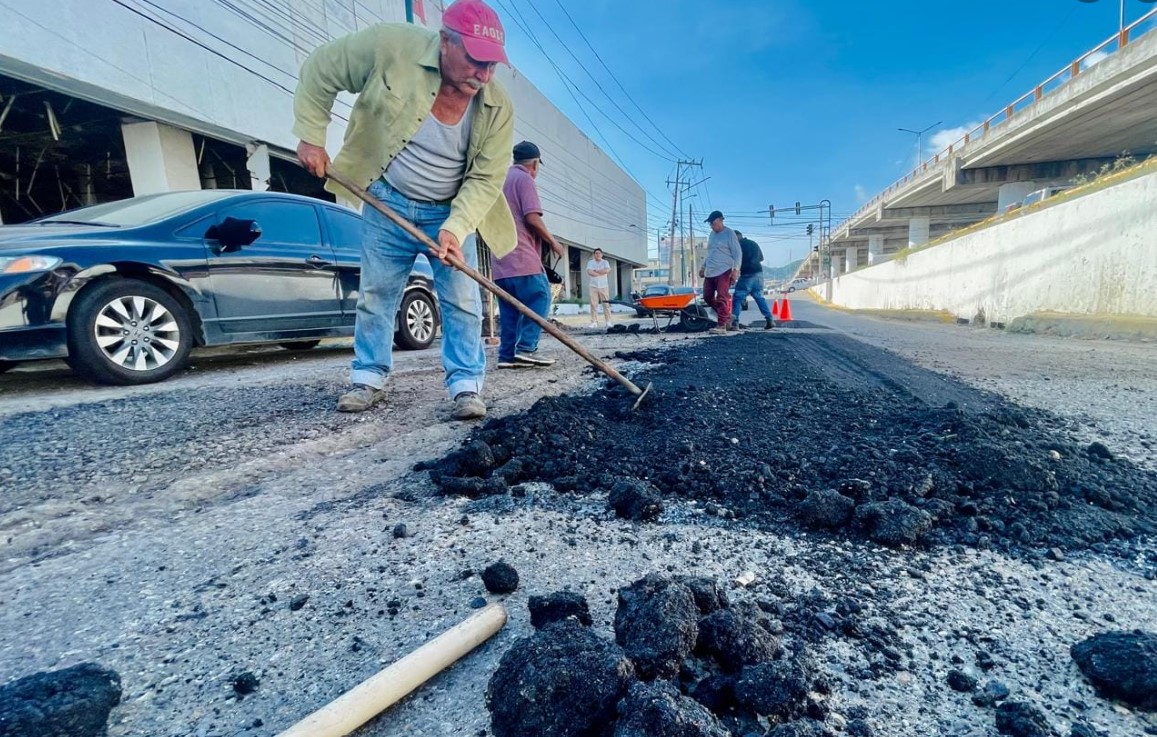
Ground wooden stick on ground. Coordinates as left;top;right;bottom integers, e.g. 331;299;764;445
275;603;508;737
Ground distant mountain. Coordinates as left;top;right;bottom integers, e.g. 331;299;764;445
764;259;803;282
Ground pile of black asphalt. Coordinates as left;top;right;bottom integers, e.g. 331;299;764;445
425;331;1157;555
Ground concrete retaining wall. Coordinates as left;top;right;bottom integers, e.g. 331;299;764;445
824;170;1157;323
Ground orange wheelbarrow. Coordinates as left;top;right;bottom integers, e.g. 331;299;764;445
636;292;715;332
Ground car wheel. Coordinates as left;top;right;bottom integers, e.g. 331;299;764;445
394;289;437;350
67;278;193;385
0;361;15;374
280;340;322;351
787;286;796;293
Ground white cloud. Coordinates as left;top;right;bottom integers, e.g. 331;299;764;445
926;122;982;156
1081;50;1110;70
854;184;867;202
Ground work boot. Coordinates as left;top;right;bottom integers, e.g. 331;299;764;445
708;327;727;335
725;324;740;332
764;318;775;330
514;352;556;367
451;392;487;420
337;384;385;412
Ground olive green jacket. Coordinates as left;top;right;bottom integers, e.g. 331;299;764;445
293;23;516;256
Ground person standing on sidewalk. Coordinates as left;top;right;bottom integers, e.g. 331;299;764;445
586;248;614;328
293;0;516;420
699;211;741;333
730;231;775;330
492;141;565;368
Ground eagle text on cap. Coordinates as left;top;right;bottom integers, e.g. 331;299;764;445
474;23;504;43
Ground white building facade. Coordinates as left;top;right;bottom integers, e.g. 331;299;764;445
0;0;646;297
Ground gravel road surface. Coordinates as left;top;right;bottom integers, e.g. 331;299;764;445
0;298;1153;737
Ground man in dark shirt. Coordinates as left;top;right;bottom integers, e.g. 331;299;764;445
731;231;775;330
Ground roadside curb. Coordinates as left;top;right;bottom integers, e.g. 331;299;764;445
809;300;957;325
1007;312;1157;342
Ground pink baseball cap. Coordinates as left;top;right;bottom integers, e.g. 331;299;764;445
442;0;509;65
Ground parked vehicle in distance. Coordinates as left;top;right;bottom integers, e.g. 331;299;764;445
1020;185;1070;209
782;278;811;293
0;190;440;385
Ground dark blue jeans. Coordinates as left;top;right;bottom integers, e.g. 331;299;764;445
731;273;773;325
495;273;551;362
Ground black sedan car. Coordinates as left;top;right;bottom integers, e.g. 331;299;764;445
0;190;440;385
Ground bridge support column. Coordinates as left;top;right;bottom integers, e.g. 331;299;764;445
845;247;859;271
868;235;884;265
121;120;200;196
908;216;930;248
997;181;1037;212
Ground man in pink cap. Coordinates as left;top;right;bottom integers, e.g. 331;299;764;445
293;0;515;420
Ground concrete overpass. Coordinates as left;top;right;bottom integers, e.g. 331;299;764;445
828;8;1157;273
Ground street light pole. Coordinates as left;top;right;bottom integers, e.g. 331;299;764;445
898;121;941;171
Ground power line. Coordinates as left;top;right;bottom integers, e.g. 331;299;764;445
110;0;295;101
136;0;295;82
492;0;629;166
494;0;671;224
519;0;683;160
0;0;220;124
981;5;1078;107
549;0;689;160
496;0;676;163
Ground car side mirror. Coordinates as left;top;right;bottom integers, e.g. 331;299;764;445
208;217;262;251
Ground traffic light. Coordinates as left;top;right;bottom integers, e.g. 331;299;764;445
795;201;801;215
806;224;814;236
768;205;775;222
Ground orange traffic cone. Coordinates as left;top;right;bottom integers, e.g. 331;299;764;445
771;300;780;318
779;298;793;322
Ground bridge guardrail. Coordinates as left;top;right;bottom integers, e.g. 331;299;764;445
836;7;1157;238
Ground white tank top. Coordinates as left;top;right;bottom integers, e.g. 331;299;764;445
385;104;474;202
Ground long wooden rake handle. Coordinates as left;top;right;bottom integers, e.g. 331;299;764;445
326;168;649;403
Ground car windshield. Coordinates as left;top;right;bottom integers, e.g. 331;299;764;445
36;191;238;227
643;286;669;296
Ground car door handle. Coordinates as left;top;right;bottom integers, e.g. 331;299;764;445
306;255;333;267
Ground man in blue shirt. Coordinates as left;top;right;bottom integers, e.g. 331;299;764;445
731;231;775;330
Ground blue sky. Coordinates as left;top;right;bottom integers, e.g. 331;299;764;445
490;0;1152;266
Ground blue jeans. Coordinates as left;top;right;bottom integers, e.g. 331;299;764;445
494;273;551;362
351;179;485;399
731;273;773;325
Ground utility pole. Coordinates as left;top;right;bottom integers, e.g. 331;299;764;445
680;206;688;284
666;162;682;285
680;202;689;289
687;202;694;286
666;158;702;284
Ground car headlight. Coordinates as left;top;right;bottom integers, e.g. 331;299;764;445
0;256;63;274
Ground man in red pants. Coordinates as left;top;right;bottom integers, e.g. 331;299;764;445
699;210;742;333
